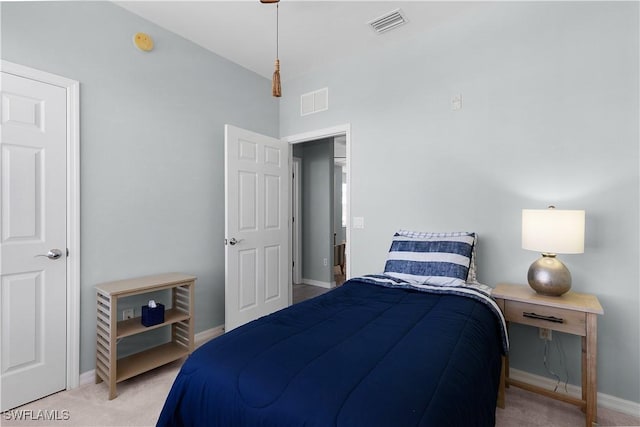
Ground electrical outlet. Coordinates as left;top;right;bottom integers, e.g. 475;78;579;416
123;308;134;320
323;258;328;266
539;328;552;341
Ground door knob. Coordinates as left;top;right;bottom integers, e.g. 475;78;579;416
35;249;63;260
227;238;243;246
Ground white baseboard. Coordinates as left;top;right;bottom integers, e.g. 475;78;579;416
195;324;224;347
79;369;95;386
301;278;334;289
78;324;226;387
510;368;640;418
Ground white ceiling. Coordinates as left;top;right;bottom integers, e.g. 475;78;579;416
115;1;482;81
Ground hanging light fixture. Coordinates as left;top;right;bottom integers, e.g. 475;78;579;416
260;0;281;97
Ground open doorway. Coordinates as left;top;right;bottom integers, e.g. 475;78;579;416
286;124;351;297
333;136;347;286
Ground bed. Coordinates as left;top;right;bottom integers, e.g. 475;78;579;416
157;232;508;427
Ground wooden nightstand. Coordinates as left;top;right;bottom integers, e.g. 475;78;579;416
493;283;604;427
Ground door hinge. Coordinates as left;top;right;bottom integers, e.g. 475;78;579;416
66;248;69;256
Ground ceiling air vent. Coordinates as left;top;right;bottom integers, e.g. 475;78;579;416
368;8;408;34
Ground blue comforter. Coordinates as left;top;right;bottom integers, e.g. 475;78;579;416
157;278;505;427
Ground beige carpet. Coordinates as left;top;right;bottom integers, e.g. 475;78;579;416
3;359;638;427
1;359;183;427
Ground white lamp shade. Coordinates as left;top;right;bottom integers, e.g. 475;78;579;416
522;209;585;254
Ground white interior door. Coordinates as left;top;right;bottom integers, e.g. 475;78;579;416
1;71;68;410
224;125;289;332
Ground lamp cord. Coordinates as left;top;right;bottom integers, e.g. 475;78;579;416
543;339;561;391
556;334;570;393
543;335;570;393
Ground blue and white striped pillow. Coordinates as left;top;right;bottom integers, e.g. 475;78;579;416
396;230;478;283
384;233;475;287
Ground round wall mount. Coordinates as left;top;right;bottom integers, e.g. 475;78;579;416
133;32;154;52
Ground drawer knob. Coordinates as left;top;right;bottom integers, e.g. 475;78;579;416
523;312;564;323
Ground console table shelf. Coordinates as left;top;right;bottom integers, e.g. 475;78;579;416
95;273;196;399
117;308;191;338
116;342;189;383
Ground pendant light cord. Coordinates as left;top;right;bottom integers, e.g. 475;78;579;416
268;0;282;98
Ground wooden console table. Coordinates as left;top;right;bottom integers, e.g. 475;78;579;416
95;273;195;399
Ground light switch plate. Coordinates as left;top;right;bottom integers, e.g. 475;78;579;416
353;217;365;229
451;94;462;111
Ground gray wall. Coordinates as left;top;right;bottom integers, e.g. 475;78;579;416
292;139;334;284
280;2;639;404
1;1;278;372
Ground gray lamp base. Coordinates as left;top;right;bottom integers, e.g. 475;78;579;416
527;253;572;296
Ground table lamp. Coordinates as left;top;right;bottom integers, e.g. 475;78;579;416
521;206;585;296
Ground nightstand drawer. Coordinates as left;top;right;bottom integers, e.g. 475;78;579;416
504;300;587;336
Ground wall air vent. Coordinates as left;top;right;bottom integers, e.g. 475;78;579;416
300;87;328;116
368;8;408;34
